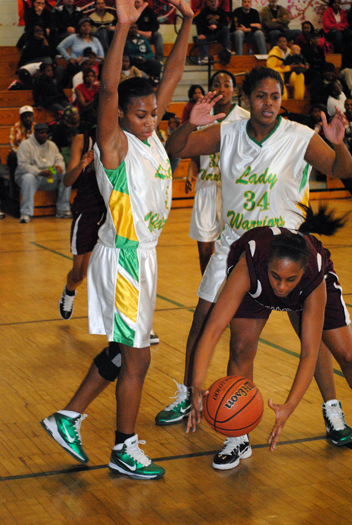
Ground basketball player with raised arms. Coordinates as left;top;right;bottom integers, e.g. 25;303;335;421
41;0;194;479
159;66;352;469
185;70;249;275
186;208;352;462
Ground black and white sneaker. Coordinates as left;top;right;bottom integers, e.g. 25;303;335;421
58;286;76;320
150;330;160;345
213;435;252;470
322;400;352;446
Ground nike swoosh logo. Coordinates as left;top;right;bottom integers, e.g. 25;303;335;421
117;458;136;471
62;426;76;443
180;407;189;414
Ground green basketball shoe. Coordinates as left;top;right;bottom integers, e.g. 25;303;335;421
322;400;352;446
109;434;165;479
155;380;191;426
41;411;89;463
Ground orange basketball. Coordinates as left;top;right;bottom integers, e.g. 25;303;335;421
203;376;264;437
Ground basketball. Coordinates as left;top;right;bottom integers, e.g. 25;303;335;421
203;376;264;437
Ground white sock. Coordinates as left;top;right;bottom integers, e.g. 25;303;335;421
324;399;339;407
57;409;81;417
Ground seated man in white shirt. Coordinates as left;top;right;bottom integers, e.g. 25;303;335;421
15;122;71;223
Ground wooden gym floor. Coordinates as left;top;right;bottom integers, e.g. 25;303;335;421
0;198;352;525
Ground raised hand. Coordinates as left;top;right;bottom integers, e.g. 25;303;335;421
168;0;194;19
267;398;293;451
189;92;226;127
321;108;348;145
115;0;148;26
80;150;94;170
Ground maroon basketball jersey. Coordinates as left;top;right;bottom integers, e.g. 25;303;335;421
227;227;333;313
71;128;105;214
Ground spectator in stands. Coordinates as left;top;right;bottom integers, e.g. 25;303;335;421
83;48;101;78
296;21;315;48
33;62;70;115
195;0;231;65
229;0;266;55
284;44;309;76
15;122;70;224
17;24;53;69
124;23;162;80
301;30;326;84
8;67;34;91
52;105;81;151
261;0;301;47
71;57;92;102
89;0;116;55
327;80;347;116
167;115;180;133
303;103;327;136
181;84;205;123
75;69;100;114
119;54;143;83
267;35;305;99
7;106;35;196
134;0;164;62
17;0;55;50
54;0;82;45
57;18;104;77
308;62;350;106
158;115;181;173
322;0;348;53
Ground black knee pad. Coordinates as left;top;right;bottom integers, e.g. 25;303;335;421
94;342;121;382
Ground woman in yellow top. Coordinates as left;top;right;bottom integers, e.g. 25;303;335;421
267;35;306;100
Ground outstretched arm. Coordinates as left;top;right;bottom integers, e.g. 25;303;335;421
268;280;326;450
63;134;95;187
166;92;225;158
97;0;148;170
305;109;352;179
156;0;194;125
186;255;251;432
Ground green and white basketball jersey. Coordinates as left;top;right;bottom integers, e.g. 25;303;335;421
94;130;172;249
219;116;315;243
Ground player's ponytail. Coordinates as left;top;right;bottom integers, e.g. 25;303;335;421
297;203;349;236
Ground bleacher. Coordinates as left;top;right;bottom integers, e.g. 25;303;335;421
0;46;75;215
0;46;349;217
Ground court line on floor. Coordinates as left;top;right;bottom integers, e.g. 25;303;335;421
30;243;352;309
31;243;73;261
0;434;337;483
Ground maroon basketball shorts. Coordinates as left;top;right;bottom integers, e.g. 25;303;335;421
70;210;106;256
